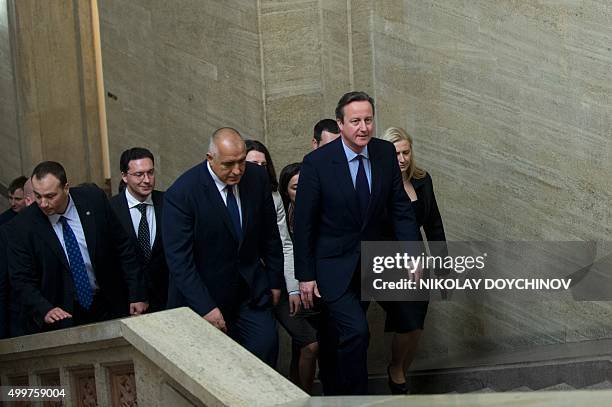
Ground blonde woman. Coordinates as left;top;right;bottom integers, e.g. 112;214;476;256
381;127;447;394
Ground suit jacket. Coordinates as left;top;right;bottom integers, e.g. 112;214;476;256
272;191;299;293
294;137;421;301
163;162;283;318
412;174;446;241
0;208;17;227
8;186;146;334
110;190;169;311
412;173;449;277
0;222;11;338
0;221;25;338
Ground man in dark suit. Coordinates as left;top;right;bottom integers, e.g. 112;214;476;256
0;178;34;338
110;148;168;312
163;127;283;367
294;91;421;395
8;161;148;334
0;176;28;226
312;118;340;150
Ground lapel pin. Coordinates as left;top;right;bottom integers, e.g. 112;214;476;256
86;211;91;216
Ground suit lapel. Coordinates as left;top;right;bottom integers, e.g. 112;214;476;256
152;191;163;250
118;193;137;241
201;164;240;242
237;177;250;248
331;140;362;226
72;194;97;263
32;209;70;271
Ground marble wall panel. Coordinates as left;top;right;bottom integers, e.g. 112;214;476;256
373;0;612;365
100;0;264;189
0;0;22;186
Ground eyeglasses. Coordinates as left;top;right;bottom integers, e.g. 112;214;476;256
126;169;155;180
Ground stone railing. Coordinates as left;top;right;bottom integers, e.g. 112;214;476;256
2;308;612;406
0;307;308;406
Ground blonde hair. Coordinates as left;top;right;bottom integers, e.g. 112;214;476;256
382;127;426;180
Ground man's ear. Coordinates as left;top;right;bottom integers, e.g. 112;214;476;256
206;152;214;163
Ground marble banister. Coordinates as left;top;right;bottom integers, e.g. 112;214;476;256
0;307;308;406
3;307;612;407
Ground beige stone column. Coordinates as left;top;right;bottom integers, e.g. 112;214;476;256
9;0;104;186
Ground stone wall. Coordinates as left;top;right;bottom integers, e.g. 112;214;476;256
0;0;21;186
0;0;104;187
370;0;612;366
372;0;611;242
99;0;268;190
99;0;378;185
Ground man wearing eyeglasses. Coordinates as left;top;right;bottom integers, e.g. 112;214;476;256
110;148;169;312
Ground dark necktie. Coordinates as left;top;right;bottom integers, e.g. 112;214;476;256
136;203;152;261
226;185;242;239
355;155;370;219
60;216;93;309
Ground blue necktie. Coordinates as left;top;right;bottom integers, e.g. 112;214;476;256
60;216;93;309
226;185;242;239
355;155;370;219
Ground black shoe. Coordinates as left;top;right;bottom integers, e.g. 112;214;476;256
387;365;408;395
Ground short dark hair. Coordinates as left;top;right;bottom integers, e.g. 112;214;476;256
119;147;155;173
8;176;28;194
245;140;278;192
278;162;301;211
32;161;68;186
313;119;340;143
335;91;375;122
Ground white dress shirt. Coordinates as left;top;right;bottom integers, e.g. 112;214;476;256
341;138;372;190
125;188;156;248
207;161;243;224
48;194;98;290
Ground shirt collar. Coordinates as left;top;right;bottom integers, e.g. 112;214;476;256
125;188;153;209
48;193;77;226
207;161;229;193
341;137;370;162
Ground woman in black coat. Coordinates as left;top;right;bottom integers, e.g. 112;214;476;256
381;127;447;394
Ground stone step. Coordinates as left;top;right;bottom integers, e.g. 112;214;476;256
321;354;612;395
406;357;612;394
537;383;576;391
471;387;495;393
584;380;612;390
507;386;533;392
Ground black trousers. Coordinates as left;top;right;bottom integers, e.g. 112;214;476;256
319;270;370;396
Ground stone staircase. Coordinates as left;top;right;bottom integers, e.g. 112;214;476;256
366;339;612;395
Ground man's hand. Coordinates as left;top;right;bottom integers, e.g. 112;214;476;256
130;302;149;315
288;293;301;316
271;288;281;306
299;280;321;309
203;307;227;332
44;307;72;324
